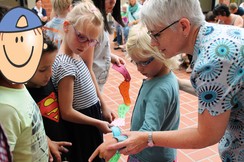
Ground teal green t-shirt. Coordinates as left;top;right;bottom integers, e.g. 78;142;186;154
130;71;180;162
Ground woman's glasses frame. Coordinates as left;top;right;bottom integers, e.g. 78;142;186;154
148;20;180;41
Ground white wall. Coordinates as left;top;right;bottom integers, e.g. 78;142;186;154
27;0;35;9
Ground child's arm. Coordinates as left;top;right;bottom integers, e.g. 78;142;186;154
81;47;116;123
111;53;126;66
89;137;118;162
58;75;112;134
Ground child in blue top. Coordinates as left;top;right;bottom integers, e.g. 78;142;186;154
127;24;180;162
45;0;72;48
51;1;112;162
89;24;180;162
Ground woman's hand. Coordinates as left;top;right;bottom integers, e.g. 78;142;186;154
108;131;148;155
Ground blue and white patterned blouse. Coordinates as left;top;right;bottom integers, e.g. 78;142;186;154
191;22;244;161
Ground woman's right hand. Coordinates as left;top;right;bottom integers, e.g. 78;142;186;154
108;131;148;155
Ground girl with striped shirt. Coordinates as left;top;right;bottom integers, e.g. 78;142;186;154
52;1;112;161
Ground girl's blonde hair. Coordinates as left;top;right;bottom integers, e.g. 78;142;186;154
66;0;104;33
51;0;72;15
126;24;179;69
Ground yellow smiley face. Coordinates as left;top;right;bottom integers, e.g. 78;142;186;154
0;28;43;83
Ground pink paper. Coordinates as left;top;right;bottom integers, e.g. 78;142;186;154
112;64;131;81
111;118;125;127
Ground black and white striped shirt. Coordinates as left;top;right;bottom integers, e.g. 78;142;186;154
52;54;98;110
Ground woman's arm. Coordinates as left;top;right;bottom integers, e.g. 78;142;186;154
58;76;111;133
233;15;244;27
41;8;48;23
108;109;230;155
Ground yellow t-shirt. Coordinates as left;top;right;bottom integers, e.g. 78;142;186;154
0;86;48;162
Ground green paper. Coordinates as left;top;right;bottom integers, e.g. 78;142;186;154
118;104;130;118
109;152;121;162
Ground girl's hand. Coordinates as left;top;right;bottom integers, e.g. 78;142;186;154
102;106;116;123
108;131;148;155
97;121;113;134
111;54;126;66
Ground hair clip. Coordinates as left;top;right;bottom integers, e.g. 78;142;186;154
43;43;48;50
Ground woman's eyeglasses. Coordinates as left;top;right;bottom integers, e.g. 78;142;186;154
148;20;180;41
72;25;99;47
131;57;155;67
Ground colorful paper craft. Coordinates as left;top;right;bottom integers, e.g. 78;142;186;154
110;64;132;162
109;152;121;162
111;118;125;127
118;104;130;118
112;64;131;81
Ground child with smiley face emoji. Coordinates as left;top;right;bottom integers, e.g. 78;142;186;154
0;6;49;162
0;7;44;84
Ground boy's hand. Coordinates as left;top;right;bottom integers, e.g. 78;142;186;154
89;138;118;162
47;137;72;162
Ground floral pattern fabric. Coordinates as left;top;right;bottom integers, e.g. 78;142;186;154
191;23;244;161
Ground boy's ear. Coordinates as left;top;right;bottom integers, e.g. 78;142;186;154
63;21;70;32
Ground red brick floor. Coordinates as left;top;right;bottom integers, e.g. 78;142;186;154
102;37;221;162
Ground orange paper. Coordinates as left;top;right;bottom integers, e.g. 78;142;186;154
119;81;131;106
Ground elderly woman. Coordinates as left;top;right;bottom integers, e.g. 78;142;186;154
89;0;244;162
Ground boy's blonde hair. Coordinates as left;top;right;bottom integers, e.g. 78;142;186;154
126;24;179;69
51;0;72;15
66;1;104;33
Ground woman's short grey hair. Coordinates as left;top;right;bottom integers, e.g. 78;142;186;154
140;0;205;31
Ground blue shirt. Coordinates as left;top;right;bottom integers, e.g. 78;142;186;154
130;71;180;162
